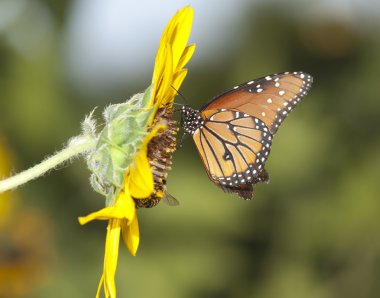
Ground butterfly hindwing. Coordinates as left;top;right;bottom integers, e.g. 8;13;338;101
192;109;272;199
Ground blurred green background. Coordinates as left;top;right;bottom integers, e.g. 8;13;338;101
1;1;380;297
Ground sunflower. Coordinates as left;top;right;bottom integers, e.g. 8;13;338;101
78;6;195;298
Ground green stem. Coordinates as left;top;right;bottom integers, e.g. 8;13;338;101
0;135;97;193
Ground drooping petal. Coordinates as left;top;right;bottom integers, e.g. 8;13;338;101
79;188;136;225
101;219;121;298
78;206;116;225
96;274;105;298
121;215;140;256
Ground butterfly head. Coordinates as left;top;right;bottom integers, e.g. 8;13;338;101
180;105;203;135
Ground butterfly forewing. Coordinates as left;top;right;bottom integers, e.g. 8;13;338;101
201;72;313;134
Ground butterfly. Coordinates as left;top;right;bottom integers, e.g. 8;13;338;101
180;71;313;200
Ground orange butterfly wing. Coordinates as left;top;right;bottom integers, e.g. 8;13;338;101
193;109;271;199
202;72;313;134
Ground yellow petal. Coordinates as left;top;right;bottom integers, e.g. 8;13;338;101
128;123;167;199
96;274;105;298
165;69;188;101
153;6;192;74
155;44;173;108
176;44;196;73
78;189;136;224
153;22;170;83
117;187;137;221
172;69;188;93
151;47;167;106
171;7;194;70
129;146;154;199
103;219;121;297
78;206;116;225
151;6;195;109
121;216;140;256
145;123;167;144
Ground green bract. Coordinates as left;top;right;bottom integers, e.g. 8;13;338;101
86;86;153;205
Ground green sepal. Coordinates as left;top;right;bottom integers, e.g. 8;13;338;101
85;85;154;205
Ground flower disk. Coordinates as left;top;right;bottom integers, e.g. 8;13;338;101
134;106;178;208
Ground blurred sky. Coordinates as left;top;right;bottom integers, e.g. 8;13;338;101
1;0;380;96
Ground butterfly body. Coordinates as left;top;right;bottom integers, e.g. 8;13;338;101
181;71;313;200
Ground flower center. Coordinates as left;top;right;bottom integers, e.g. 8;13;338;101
133;105;178;208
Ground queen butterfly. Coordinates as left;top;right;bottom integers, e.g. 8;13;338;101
181;71;313;199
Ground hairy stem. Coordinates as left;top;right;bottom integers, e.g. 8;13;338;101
0;135;96;193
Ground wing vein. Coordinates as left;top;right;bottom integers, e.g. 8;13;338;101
200;129;226;178
203;125;240;176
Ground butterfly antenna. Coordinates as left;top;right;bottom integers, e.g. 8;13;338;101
171;85;188;105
